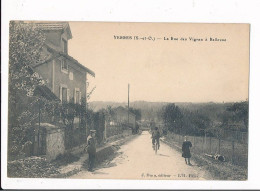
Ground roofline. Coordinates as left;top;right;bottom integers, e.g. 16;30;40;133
59;52;95;77
39;45;95;77
63;22;73;40
35;85;61;101
114;106;136;117
35;22;72;40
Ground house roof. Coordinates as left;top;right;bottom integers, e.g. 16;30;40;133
32;45;95;77
34;85;60;101
35;22;72;40
58;52;95;77
114;106;136;117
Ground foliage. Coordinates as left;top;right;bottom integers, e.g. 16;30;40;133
220;101;249;131
161;103;183;134
9;21;46;105
8;156;60;178
129;107;141;121
85;107;105;144
8;21;47;157
93;111;105;144
159;103;212;136
226;101;248;127
181;110;211;135
86;84;96;101
104;105;114;121
159;101;248;137
53;153;80;167
8;21;47;124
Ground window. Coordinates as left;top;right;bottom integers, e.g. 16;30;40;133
62;87;67;102
59;58;68;73
60;85;70;103
76;91;80;104
61;59;68;71
62;38;68;54
74;88;81;104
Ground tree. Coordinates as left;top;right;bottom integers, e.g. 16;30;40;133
227;101;248;128
162;103;183;134
221;101;249;131
8;21;47;158
9;21;47;125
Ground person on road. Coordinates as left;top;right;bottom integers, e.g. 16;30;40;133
135;122;139;134
151;127;160;150
182;136;192;165
85;130;97;172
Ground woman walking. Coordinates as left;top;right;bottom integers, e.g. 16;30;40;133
182;136;192;165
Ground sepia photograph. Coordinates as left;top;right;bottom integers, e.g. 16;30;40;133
6;21;249;181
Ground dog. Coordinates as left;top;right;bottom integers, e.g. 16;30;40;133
205;154;226;162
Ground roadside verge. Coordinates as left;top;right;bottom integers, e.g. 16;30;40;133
51;133;139;178
161;137;247;180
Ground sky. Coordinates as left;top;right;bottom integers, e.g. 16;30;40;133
68;22;249;103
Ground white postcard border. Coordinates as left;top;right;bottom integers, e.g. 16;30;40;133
1;0;260;190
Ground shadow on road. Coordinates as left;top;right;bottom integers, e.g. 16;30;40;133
190;164;202;167
157;153;170;157
91;171;109;175
99;161;117;169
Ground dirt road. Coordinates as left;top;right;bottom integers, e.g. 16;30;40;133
70;131;212;180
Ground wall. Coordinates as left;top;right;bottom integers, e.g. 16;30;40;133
105;121;133;139
53;57;87;101
46;31;62;50
35;28;87;102
34;61;53;90
34;52;87;102
45;29;70;52
42;123;65;161
105;124;123;138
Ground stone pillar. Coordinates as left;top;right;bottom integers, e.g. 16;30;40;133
41;123;65;161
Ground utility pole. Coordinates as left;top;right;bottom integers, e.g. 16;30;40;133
128;83;130;125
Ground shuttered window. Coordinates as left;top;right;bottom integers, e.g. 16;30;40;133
74;88;81;104
60;85;70;103
62;87;67;102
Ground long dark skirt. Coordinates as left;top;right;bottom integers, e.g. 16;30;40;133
182;151;191;158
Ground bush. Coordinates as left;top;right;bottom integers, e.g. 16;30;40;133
8;156;60;178
53;153;80;166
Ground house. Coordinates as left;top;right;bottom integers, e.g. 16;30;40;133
31;22;95;104
26;22;95;158
112;106;136;129
104;106;136;139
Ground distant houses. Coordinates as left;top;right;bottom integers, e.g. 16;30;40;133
112;106;136;129
103;106;137;138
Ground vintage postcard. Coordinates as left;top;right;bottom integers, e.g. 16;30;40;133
6;21;249;183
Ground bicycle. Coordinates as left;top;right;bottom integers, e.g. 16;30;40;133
153;140;159;154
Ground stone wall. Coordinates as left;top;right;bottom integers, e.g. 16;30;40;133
41;123;65;161
122;129;132;136
104;129;132;143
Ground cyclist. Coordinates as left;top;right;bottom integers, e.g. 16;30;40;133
151;127;160;150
